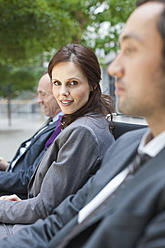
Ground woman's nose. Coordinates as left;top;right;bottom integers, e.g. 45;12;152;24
60;86;69;97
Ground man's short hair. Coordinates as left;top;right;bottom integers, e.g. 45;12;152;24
136;0;165;68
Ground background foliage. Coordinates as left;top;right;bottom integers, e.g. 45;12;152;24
0;0;136;97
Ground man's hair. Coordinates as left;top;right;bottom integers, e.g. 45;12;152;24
136;0;165;65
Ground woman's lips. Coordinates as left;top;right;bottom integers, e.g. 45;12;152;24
60;100;74;107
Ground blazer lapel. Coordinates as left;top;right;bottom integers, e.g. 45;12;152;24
72;135;142;234
82;147;165;231
100;128;148;186
29;120;58;146
28;139;55;189
88;136;141;201
13;120;58;166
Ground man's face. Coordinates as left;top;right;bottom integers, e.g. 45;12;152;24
37;73;60;118
108;2;165;121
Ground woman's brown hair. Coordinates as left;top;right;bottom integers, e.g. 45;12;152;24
48;44;114;129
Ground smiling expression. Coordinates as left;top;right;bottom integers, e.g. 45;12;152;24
52;62;91;115
37;73;61;117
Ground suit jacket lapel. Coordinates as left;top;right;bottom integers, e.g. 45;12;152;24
11;120;58;167
102;128;148;185
72;133;142;234
82;147;165;230
87;136;141;203
29;120;58;146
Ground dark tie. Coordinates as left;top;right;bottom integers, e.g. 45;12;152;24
45;115;62;148
129;153;150;174
54;153;151;248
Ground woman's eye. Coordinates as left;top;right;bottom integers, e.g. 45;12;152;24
70;80;78;86
53;81;61;86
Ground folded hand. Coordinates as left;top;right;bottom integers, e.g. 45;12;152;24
0;194;21;201
0;157;10;171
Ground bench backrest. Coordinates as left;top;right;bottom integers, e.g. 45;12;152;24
112;121;147;140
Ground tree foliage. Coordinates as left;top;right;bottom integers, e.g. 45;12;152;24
0;0;78;64
0;0;136;97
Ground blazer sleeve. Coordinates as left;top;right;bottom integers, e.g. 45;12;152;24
0;126;104;224
0;175;95;248
0;169;31;197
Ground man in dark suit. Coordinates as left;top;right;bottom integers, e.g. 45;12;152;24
0;73;61;199
0;0;165;247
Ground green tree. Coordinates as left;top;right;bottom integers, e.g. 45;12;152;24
0;0;136;96
0;0;78;64
0;0;136;63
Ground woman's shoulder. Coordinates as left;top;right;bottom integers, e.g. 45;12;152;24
57;114;114;148
71;114;107;128
61;115;110;139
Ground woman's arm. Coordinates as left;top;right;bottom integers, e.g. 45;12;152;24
0;126;101;224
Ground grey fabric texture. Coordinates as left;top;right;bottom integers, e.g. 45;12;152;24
0;114;114;238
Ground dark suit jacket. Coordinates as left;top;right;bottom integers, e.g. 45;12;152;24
0;120;58;199
1;127;165;248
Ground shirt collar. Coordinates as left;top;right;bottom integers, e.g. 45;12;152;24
52;111;63;123
138;130;165;157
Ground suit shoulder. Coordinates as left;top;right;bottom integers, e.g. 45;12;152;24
104;127;148;157
58;115;112;144
118;126;148;140
68;115;108;130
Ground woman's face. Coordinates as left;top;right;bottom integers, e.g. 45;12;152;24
51;61;91;114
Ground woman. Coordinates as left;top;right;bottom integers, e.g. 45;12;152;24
0;44;115;237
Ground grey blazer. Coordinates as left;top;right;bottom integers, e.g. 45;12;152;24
3;128;165;248
0;114;114;225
